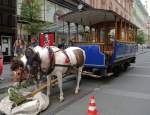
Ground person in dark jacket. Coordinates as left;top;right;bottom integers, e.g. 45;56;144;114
58;38;64;49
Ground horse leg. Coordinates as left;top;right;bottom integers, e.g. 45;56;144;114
47;75;51;97
57;72;64;102
75;66;83;94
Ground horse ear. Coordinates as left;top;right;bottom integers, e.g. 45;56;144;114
25;48;33;58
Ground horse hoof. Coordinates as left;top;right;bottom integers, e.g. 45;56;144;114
75;89;80;94
60;97;64;102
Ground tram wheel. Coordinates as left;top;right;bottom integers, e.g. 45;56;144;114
123;64;128;72
113;66;120;77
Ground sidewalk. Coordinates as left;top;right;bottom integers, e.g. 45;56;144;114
136;48;150;55
0;64;13;93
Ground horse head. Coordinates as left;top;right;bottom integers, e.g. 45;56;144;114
10;56;27;83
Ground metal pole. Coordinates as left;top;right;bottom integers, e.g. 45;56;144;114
44;0;46;21
76;23;78;42
68;22;70;46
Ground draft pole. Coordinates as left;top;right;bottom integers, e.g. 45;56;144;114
67;22;70;46
115;16;118;42
76;23;79;42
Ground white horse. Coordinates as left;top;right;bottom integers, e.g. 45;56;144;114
11;46;86;102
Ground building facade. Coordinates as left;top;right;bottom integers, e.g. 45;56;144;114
0;0;17;62
17;0;89;44
147;17;150;46
132;0;149;41
82;0;133;21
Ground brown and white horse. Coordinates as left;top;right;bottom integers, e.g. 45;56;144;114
11;46;86;102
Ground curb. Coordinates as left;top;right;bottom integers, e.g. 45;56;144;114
0;82;13;94
136;50;150;55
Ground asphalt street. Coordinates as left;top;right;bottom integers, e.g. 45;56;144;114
0;49;150;115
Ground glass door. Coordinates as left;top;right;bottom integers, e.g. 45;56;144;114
1;36;11;56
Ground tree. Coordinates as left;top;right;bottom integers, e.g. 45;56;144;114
137;30;146;44
20;0;52;35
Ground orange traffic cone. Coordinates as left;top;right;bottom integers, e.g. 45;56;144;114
87;96;100;115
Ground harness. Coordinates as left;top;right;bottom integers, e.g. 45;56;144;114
27;46;72;75
47;47;55;74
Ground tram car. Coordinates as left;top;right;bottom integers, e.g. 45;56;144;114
60;9;138;77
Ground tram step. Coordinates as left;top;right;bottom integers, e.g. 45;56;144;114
107;72;114;76
82;71;102;78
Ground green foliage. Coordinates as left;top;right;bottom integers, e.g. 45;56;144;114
137;30;146;44
20;0;52;35
21;0;43;21
8;88;27;106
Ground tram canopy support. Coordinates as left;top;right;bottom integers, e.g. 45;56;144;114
67;22;70;46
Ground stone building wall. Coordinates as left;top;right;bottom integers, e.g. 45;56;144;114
82;0;133;21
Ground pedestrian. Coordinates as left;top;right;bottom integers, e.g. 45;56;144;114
31;37;38;47
58;38;64;49
13;40;20;57
19;39;26;54
13;39;26;57
44;34;49;47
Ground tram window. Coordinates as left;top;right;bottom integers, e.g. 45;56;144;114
121;29;125;41
108;29;115;40
129;31;133;42
100;29;105;42
70;23;77;42
91;28;96;42
78;25;84;42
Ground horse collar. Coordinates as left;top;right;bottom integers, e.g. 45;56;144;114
47;47;55;74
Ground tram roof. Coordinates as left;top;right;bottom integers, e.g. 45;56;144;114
60;9;138;28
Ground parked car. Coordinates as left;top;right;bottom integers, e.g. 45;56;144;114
0;47;3;76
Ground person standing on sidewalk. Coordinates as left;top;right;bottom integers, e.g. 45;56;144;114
58;37;64;49
13;39;26;57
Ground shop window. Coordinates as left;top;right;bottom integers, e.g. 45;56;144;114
2;14;7;25
0;13;2;25
7;15;11;27
0;0;3;5
8;0;13;7
11;0;16;8
3;0;8;5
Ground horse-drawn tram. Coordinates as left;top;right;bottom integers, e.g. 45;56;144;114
60;9;138;78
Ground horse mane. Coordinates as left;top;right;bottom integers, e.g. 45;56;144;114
25;47;41;69
10;57;24;71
